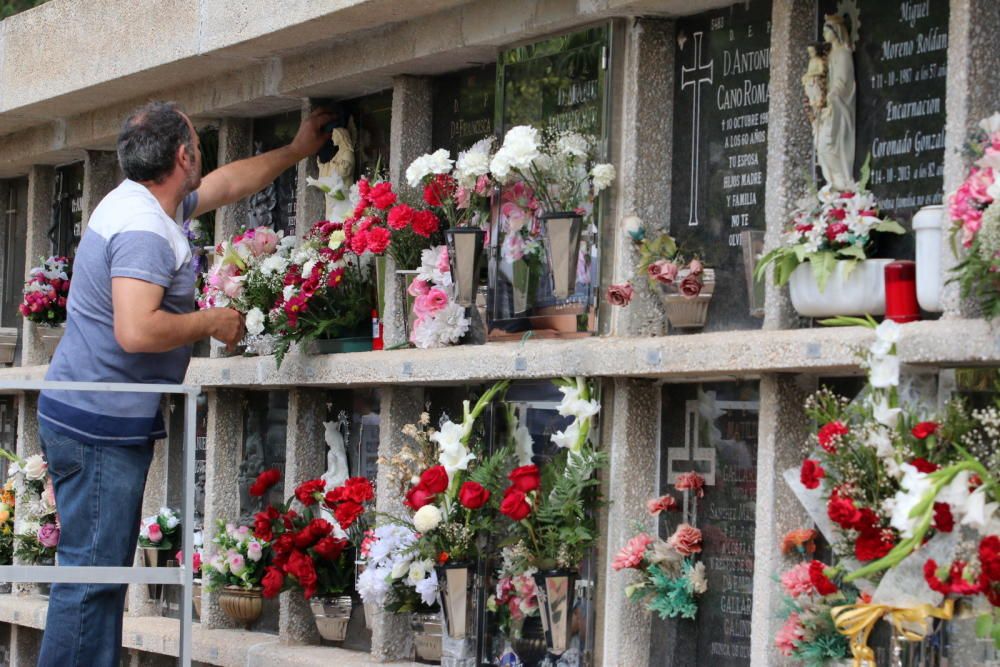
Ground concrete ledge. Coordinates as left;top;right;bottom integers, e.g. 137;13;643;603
0;320;997;391
0;594;418;667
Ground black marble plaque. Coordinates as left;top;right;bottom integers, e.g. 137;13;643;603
432;64;497;155
344;90;393;179
654;381;759;667
819;0;948;260
671;1;772;332
51;162;84;259
251;112;299;236
238;392;288;526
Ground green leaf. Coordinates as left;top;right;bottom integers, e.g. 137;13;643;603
859;154;872;190
840;258;859;281
753;247;783;282
811;251;837;292
819;315;873;328
775;252;800;287
976;613;993;639
793;244;811;263
993;621;1000;648
873;219;906;235
838;245;866;260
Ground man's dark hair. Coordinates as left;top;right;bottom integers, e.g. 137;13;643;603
117;101;194;183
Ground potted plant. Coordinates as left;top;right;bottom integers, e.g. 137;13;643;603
251;469;376;643
20;256;71;360
175;544;204;619
137;507;181;599
0;328;17;366
490;126;615;300
202;520;270;628
755;165;905;317
0;479;15;593
496;378;605;657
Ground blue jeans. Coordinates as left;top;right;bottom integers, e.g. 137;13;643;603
37;423;154;667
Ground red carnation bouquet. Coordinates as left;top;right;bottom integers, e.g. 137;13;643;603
351;175;443;270
249;468;374;600
20;256;71;326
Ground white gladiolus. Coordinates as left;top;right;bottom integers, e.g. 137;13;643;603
960;487;998;531
869;354;900;388
550;421;582;452
888;464;934;537
872;396;901;428
875;319;901;345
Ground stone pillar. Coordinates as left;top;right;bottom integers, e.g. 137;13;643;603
215;118;253;243
200;389;244;629
296;100;325;238
82;149;119;234
384;76;433;348
597;378;659;667
605;19;674;337
370;385;424;661
13;393;40;595
941;0;1000;318
279;388;327;645
9;625;42;667
750;374;815;667
21;165;55;367
762;0;816;330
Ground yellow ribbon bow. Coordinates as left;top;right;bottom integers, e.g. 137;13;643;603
831;600;954;667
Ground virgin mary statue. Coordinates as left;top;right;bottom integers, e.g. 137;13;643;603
816;14;856;191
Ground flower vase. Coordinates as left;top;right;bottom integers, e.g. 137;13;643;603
511;259;537;315
0;327;17;365
445;228;486;308
310;595;353;642
658;268;716;329
39;323;65;361
887;616;949;667
436;562;477;667
510;615;547;665
788;259;895;317
912;204;948;312
242;333;277;357
396;269;421;337
539;212;583;300
532;569;578;657
192;581;202;620
410;611;443;663
139;547;174;600
218;586;264;628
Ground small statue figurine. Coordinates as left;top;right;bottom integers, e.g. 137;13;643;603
807;13;857;192
317;124;356;221
801;43;828;126
321;419;350;492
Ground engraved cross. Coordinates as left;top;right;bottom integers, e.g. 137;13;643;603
680;31;714;227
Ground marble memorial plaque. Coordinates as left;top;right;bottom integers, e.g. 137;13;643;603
818;0;949;260
670;1;772;331
344;90;393;178
238;392;288;525
432;64;496;155
654;381;760;667
51;162;85;260
251;113;299;236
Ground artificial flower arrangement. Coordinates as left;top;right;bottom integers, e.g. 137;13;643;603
407;245;471;349
0;450;58;564
949;112;1000;318
406;139;495;231
755;163;905;290
138;507;181;550
250;468;375;600
201;520;270;592
306;172;355;226
787;316;1000;657
0;480;15;566
347;174;442;270
774;528;856;666
612;475;710;621
358;381;511;613
198;225;293;343
20;256;71;326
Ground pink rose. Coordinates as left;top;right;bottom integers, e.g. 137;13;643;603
414;289;448;316
688;259;704;276
475;174;492;196
38;523;60;548
437;248;450;275
605;283;634;307
455;187;471;210
648;260;679;285
147;523;163;544
250;227;279;256
679;274;703;298
667;523;702;556
407;278;431;297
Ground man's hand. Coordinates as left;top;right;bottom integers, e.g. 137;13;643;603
290;108;336;161
207;308;245;351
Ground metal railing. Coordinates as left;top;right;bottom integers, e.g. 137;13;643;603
0;380;200;666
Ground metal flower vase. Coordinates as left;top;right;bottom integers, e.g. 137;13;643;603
539;212;583;300
532;569;577;657
445;228;486;308
139;547;174;599
410;611;443;663
311;595;353;642
436;561;477;667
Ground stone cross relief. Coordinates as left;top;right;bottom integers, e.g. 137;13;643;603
679;30;714;228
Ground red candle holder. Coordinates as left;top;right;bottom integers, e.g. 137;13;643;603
884;260;919;324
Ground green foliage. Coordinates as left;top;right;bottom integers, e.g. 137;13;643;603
950;236;1000;319
0;0;48;20
644;563;698;620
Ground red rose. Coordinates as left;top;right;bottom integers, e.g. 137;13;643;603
910;458;939;474
250;468;281;497
411;210;440;237
458;481;490;510
508;465;541;493
295;479;326;506
388;204;415;230
605;282;634;307
343;477;375;504
808;560;838;596
313;536;348;561
404;485;435;511
855;528;894;562
254;516;273;542
827;492;862;530
334;500;365;529
369;181;397;210
817;421;849;453
500;487;532;521
420;466;450;495
912;422;939;440
800;459;825;490
262;566;285;598
979;535;1000;582
828;207;847;220
933;502;954;533
679;274;703;298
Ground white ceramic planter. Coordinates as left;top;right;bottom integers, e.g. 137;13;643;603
788;259;894;317
912;204;946;312
0;328;17;365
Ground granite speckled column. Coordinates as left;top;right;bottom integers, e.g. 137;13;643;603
200;389;244;629
941;0;1000;318
279;388;327;645
762;0;816;330
13;393;40;596
21;165;55;367
9;625;42;667
605;19;674;337
370;386;424;662
384;76;433;348
597;378;660;667
750;374;815;667
215;118;254;244
82;149;119;235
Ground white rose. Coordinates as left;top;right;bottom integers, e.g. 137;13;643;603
23;455;47;481
869;354;900;389
413;505;443;533
390;557;412;580
245;308;265;336
590;163;616;193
